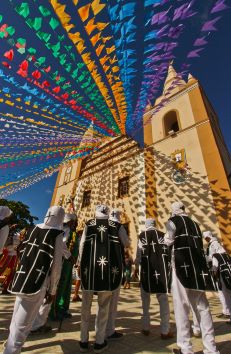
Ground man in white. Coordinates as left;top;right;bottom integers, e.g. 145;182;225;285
203;230;231;324
134;218;173;338
78;205;124;353
0;206;13;255
105;208;129;340
164;201;219;354
3;206;65;354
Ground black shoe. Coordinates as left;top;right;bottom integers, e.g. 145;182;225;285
79;341;90;353
216;313;230;319
93;340;108;353
107;331;123;340
172;349;182;354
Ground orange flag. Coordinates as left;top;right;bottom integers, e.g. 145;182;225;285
91;0;105;15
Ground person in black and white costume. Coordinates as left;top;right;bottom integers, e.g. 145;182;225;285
3;206;65;354
0;206;13;255
164;201;219;354
134;218;173;339
78;205;124;353
105;208;129;340
203;230;231;324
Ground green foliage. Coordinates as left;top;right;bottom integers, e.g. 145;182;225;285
0;199;38;231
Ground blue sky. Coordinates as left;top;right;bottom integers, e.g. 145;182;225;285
3;3;231;222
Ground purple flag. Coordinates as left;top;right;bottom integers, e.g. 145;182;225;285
193;37;208;46
201;16;222;31
211;0;229;14
187;47;204;58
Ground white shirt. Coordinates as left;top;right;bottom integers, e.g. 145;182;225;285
207;239;226;271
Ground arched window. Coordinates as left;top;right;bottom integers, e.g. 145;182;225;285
163;110;180;136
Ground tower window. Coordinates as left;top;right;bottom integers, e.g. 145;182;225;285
82;190;91;208
163;110;180;136
64;165;72;184
118;176;129;198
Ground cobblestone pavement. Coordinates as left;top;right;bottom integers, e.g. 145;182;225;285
0;287;230;354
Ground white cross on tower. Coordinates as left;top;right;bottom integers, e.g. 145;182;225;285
150;240;156;253
12;265;26;287
200;270;209;286
180;262;190;277
27;239;39;257
153;270;160;284
35;266;46;284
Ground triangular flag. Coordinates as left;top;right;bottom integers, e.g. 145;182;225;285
91;0;105;15
78;4;91;22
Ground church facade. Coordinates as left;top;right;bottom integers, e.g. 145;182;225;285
51;65;231;255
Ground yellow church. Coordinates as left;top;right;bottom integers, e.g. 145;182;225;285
51;64;231;255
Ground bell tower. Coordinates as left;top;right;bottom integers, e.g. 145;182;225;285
144;64;231;251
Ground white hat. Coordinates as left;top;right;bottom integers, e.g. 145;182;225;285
109;209;120;222
44;206;65;229
64;213;77;223
171;201;185;216
95;204;109;217
0;206;13;220
145;218;156;229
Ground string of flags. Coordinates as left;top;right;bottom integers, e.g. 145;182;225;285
0;0;229;197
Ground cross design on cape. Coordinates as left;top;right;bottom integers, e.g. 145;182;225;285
27;239;39;257
97;225;107;243
200;270;209;286
162;245;168;253
111;266;119;283
150;240;156;253
153;270;160;284
35;266;46;284
139;238;148;254
111;211;117;218
180;262;190;277
97;256;108;280
12;265;26;287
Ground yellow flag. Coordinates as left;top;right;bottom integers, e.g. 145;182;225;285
78;3;91;22
91;32;101;46
96;44;104;56
106;45;115;55
91;0;105;15
97;22;108;31
85;17;97;35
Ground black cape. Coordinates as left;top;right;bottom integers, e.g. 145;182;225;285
80;218;123;291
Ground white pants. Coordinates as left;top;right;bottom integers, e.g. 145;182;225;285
106;287;120;337
172;269;219;354
31;301;51;331
219;277;231;317
141;286;170;334
3;286;47;354
81;290;112;345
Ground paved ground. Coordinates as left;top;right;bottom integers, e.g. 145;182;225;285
0;287;230;354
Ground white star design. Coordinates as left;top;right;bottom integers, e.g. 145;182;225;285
111;266;119;283
97;225;107;242
97;256;108;280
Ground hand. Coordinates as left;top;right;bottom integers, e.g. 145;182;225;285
44;292;55;304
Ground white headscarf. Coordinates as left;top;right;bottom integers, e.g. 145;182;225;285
109;209;120;222
0;206;12;220
37;206;65;230
145;218;156;229
64;213;77;223
171;201;185;216
203;231;226;253
95;204;109;218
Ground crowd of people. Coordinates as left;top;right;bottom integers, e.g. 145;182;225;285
0;201;231;354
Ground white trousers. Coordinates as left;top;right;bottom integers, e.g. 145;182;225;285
81;290;112;345
141;286;170;334
171;269;219;354
3;286;47;354
31;301;51;331
219;277;231;317
106;287;120;337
